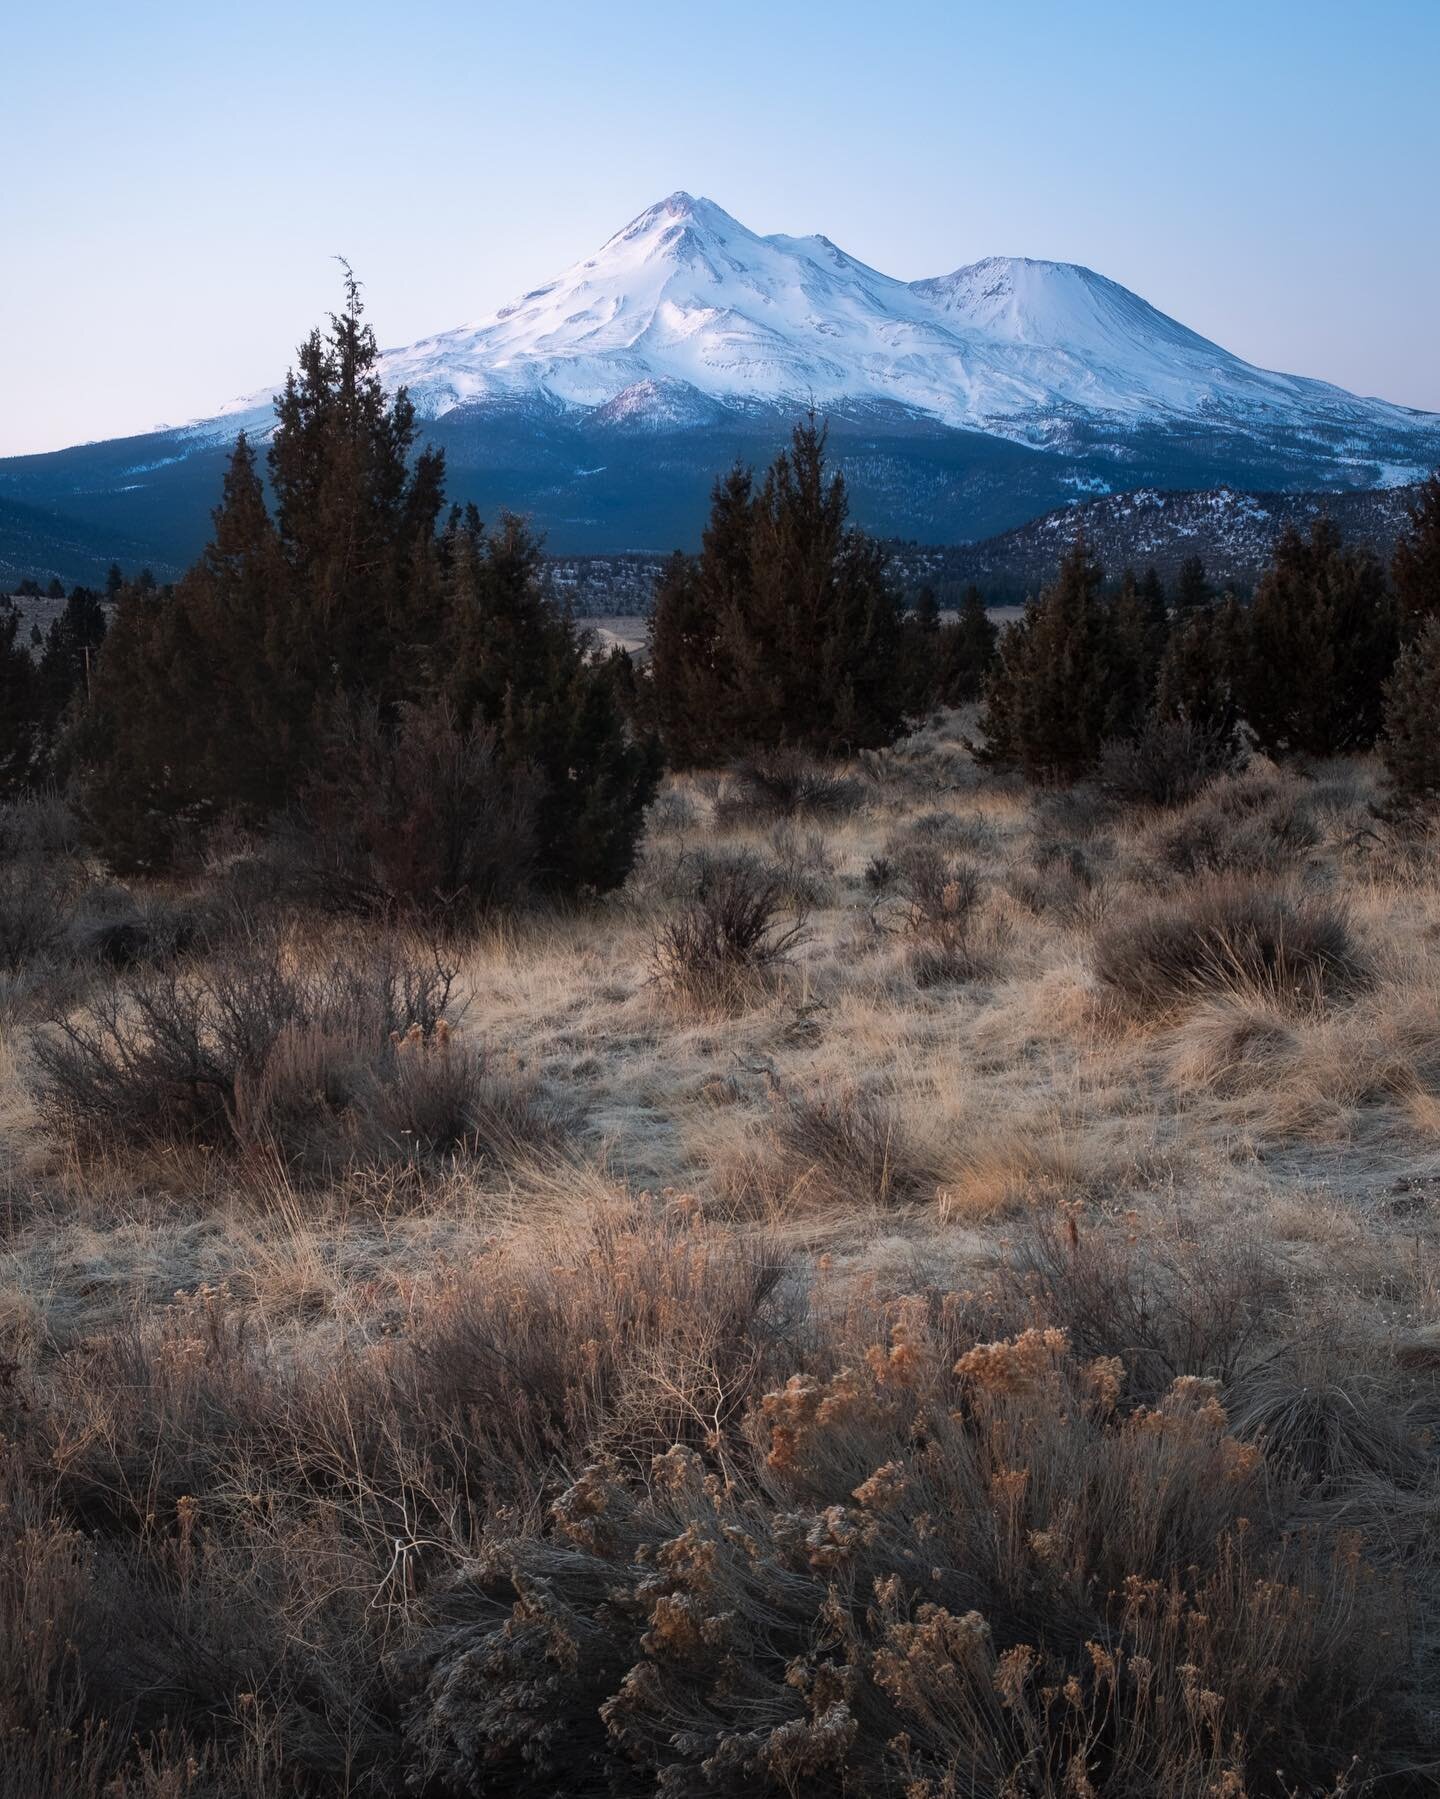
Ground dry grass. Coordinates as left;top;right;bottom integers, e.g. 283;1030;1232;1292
4;721;1440;1793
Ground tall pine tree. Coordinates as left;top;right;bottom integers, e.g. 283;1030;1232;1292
1392;471;1440;639
0;611;39;801
976;531;1113;782
648;420;906;761
73;275;655;893
1244;518;1397;756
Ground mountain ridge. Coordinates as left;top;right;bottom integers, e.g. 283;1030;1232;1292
2;192;1437;581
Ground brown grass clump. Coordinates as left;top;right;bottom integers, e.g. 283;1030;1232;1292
1093;880;1368;1018
716;1084;929;1217
713;749;863;825
651;855;808;1010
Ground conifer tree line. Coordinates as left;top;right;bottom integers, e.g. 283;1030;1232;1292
4;278;1440;903
648;446;1440;802
971;478;1440;795
1;576;111;799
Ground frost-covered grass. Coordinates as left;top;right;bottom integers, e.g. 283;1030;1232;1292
3;716;1440;1794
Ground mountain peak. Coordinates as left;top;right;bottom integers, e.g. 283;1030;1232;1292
206;193;1440;472
606;191;743;248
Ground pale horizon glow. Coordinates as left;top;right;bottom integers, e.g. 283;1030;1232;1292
4;0;1438;457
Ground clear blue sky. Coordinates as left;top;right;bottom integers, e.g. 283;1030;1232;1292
4;0;1437;455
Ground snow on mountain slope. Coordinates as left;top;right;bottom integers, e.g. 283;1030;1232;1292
910;255;1407;430
193;192;1438;463
291;194;1434;454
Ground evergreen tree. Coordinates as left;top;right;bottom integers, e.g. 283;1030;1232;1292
1173;555;1211;615
179;431;296;816
900;585;942;713
1137;565;1167;623
1104;568;1169;738
647;466;754;766
932;584;998;706
266;263;445;705
1155;595;1247;744
105;563;125;600
73;277;655;893
442;511;659;892
649;421;907;760
36;585;107;738
45;577;65;601
976;532;1112;782
1244;518;1398;756
1380;618;1440;806
68;583;211;868
0;611;39;800
1392;470;1440;638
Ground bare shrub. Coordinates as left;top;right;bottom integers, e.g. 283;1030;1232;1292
714;750;862;825
892;808;1001;856
1032;784;1111;840
884;846;1006;986
355;1029;560;1166
1099;713;1242;808
1093;881;1369;1017
652;856;808;1009
0;860;73;974
766;824;836;908
31;934;467;1165
647;787;698;834
994;1209;1278;1403
0;790;83;863
1005;838;1104;923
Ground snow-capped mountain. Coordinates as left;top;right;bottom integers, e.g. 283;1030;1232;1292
4;192;1439;580
208;190;1438;459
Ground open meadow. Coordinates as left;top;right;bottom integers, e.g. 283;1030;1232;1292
3;718;1439;1795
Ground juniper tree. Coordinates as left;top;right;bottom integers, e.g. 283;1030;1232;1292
69;581;211;868
442;509;659;894
649;421;907;760
1244;518;1397;755
1173;555;1211;616
1155;594;1247;746
0;611;39;800
932;584;998;706
1104;568;1170;738
267;263;446;706
1380;618;1440;807
36;585;107;739
900;585;942;712
646;467;755;766
976;531;1113;782
1392;471;1440;638
74;276;656;893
